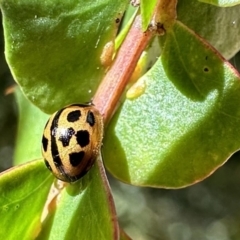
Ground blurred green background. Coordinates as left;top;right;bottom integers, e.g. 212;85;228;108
1;11;240;240
0;12;17;172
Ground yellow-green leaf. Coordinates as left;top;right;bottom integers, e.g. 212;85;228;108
0;160;53;240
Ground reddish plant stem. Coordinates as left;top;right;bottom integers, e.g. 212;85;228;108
92;14;154;125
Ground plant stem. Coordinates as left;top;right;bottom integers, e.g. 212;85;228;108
92;14;154;125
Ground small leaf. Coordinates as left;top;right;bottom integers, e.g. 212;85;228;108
141;0;157;31
0;0;128;113
0;160;53;240
103;21;240;188
37;155;119;240
115;6;138;50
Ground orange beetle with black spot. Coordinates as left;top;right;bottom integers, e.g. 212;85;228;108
42;103;103;182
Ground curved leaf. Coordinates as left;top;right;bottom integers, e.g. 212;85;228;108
0;160;53;240
178;0;240;59
37;155;119;240
0;156;119;239
141;0;157;31
103;21;240;188
1;0;128;113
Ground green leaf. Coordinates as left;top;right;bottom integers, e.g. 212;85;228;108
141;0;157;31
14;87;49;165
0;0;128;113
37;155;119;240
198;0;240;7
103;21;240;188
0;160;53;240
0;157;118;239
178;0;240;59
115;5;138;50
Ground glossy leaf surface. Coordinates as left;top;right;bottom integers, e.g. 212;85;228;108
0;0;128;113
0;160;53;240
37;156;119;240
103;21;240;188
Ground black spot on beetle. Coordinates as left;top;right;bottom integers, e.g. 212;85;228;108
44;159;52;172
53;155;63;167
50;108;64;168
76;158;95;178
76;130;90;147
86;111;95;127
115;18;120;23
69;151;85;167
204;67;209;72
68;157;95;182
58;127;75;147
67;110;81;122
42;135;48;152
